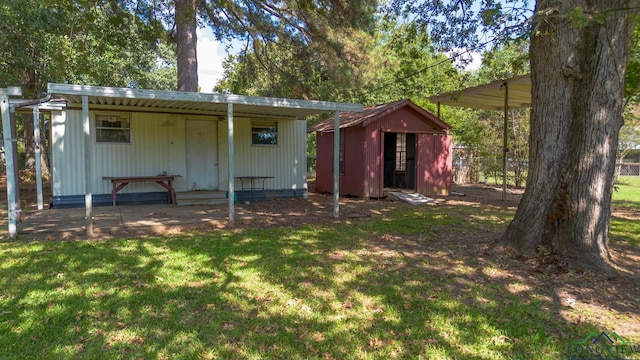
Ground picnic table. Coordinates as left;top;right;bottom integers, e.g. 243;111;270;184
102;175;178;206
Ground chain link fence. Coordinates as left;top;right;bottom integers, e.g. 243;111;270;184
452;146;530;186
616;163;640;176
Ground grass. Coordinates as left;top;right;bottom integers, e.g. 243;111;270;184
614;176;640;208
480;172;527;188
1;191;639;358
611;176;640;246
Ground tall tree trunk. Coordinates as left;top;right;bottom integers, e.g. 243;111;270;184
175;0;199;92
497;0;637;273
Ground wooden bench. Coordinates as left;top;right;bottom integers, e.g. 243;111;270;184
102;175;178;206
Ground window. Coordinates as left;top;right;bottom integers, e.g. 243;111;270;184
339;129;345;174
395;133;406;172
252;120;278;145
95;113;131;143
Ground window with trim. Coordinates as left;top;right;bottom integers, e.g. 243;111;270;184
339;129;345;174
252;120;278;145
395;133;406;172
95;113;131;143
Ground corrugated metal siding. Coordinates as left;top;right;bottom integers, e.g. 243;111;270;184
51;110;80;196
314;129;367;197
217;118;307;192
416;135;432;196
315;131;333;193
315;128;373;198
440;135;453;194
342;127;366;197
168;117;188;191
53;109;306;197
417;134;452;196
363;127;383;197
92;112;171;194
217;120;229;188
373;107;446;134
52;110;192;196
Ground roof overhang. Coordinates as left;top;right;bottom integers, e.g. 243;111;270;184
47;83;364;119
429;74;531;111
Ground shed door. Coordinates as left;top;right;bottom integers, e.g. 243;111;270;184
186;120;218;190
406;133;416;189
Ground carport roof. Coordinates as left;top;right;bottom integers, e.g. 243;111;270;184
47;83;364;118
428;74;531;111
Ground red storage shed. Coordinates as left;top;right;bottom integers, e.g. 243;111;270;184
310;99;452;198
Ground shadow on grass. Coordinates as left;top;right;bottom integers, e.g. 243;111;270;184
1;203;638;359
612;199;640;210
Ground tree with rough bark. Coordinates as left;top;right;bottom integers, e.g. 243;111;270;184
388;0;639;273
498;1;637;273
175;0;199;92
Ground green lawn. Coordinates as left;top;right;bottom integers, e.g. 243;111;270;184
1;193;639;359
614;175;640;208
611;176;640;247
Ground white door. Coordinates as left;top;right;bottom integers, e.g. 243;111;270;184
186;120;218;190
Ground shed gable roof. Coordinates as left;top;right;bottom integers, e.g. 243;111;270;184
309;99;450;132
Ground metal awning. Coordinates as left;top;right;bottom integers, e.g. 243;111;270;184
428;74;532;201
48;83;363;118
429;74;531;111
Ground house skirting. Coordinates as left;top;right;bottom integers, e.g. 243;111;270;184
52;192;170;208
229;189;308;203
51;189;308;208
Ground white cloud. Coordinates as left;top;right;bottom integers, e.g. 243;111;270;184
448;48;483;72
197;27;226;93
465;51;483;71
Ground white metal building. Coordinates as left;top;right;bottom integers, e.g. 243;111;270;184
1;84;363;237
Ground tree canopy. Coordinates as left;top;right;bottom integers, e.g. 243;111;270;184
123;0;377;92
0;0;176;97
215;18;466;107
